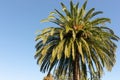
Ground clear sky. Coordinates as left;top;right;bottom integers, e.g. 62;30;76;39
0;0;120;80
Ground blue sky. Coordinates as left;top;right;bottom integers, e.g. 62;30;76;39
0;0;120;80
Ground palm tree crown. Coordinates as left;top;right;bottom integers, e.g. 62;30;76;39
35;1;119;80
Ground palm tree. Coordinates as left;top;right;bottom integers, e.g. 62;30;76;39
35;1;119;80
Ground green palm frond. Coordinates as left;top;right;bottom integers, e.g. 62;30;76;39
84;8;95;21
91;18;111;25
90;11;103;19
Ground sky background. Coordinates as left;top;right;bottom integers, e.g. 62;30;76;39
0;0;120;80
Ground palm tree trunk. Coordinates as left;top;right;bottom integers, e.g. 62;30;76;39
73;53;80;80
